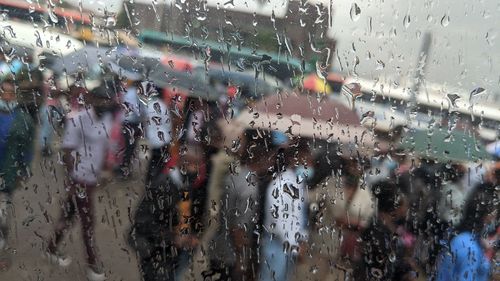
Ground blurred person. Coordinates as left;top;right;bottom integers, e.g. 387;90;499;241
128;167;184;281
0;78;39;269
180;98;222;234
435;185;497;281
128;88;199;281
203;128;271;280
140;82;173;186
353;180;417;281
128;141;201;281
38;88;66;156
44;80;119;281
116;78;142;179
259;137;312;281
0;50;23;82
308;154;375;278
438;164;468;227
398;158;445;273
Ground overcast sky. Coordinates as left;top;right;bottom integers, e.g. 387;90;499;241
329;0;500;102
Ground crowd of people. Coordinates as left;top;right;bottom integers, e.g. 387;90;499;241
0;48;498;281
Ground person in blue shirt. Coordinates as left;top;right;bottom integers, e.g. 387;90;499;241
436;185;497;281
0;78;38;269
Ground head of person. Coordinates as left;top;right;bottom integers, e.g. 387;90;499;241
330;156;364;189
0;79;17;111
457;186;498;235
372;180;408;221
0;78;42;116
440;163;466;183
240;129;274;174
85;79;120;116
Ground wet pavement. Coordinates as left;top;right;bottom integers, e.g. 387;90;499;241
0;140;346;281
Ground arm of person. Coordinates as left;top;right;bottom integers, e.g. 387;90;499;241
61;113;82;177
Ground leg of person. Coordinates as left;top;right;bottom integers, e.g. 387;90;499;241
39;104;55;156
174;247;191;280
191;185;208;234
259;237;289;281
45;182;77;266
146;146;169;186
73;183;105;281
75;184;97;266
119;122;138;177
140;245;178;281
0;191;13;270
0;191;11;250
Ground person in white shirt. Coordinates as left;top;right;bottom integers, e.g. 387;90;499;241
45;80;119;281
117;79;142;178
260;137;313;281
137;82;173;185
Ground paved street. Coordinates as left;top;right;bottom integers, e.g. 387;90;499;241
1;146;144;280
0;141;345;281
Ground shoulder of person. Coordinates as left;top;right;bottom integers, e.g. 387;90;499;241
66;108;86;119
14;108;35;128
451;232;478;250
280;169;298;182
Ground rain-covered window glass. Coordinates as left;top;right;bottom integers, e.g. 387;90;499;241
0;0;498;280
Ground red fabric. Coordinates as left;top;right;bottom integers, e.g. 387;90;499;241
162;88;188;108
226;85;238;98
162;150;179;174
192;162;207;189
106;114;125;169
160;147;207;190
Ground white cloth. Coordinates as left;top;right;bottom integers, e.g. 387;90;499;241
186;110;204;143
62;108;113;184
461;163;487;195
438;182;467;226
265;169;308;246
122;87;140;123
140;97;172;148
329;184;375;228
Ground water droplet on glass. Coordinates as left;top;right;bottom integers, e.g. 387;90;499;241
153;102;161;114
441;14;450;27
403;14;411;29
469;87;486;101
34;30;43;48
48;8;58;23
376;60;385;70
158;131;165;142
350;3;361;22
3;25;15;38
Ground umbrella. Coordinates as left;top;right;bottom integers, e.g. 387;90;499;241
232;91;375;156
399;128;491;162
196;66;278;99
47;46;161;77
108;55;155;81
46;46;113;76
148;68;220;101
